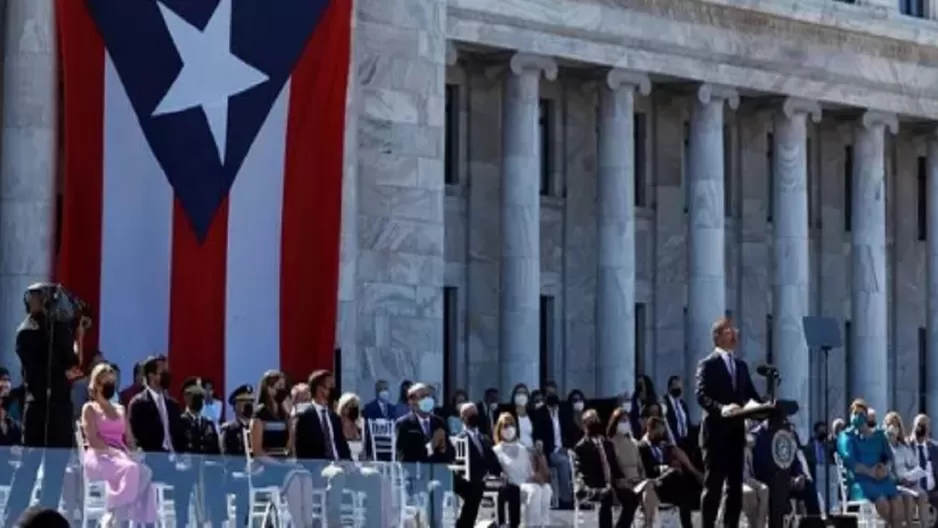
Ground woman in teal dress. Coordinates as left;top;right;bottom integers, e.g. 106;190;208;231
837;399;905;525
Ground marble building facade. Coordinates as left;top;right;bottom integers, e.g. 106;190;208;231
336;0;938;437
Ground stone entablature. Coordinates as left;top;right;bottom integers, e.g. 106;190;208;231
447;0;938;118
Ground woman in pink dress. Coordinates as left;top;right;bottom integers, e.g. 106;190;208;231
80;363;157;525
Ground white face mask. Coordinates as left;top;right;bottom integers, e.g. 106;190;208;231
573;401;584;412
887;425;900;438
514;394;529;407
617;423;631;436
489;402;499;411
503;427;517;441
293;402;312;414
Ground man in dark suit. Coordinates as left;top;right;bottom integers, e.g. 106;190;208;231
128;355;193;523
476;387;501;437
295;370;350;462
453;402;513;528
532;386;577;509
178;377;227;525
910;414;938;512
219;384;253;525
695;316;761;528
395;383;454;463
663;375;693;449
573;410;639;528
362;379;397;421
803;420;832;481
637;416;695;527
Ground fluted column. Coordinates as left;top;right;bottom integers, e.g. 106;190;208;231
772;98;821;438
595;69;651;398
499;53;557;391
925;132;938;416
0;0;57;380
850;111;897;417
686;84;738;402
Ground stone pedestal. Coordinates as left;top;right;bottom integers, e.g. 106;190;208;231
0;0;58;380
686;84;738;396
595;69;650;398
499;52;556;391
850;111;897;417
772;98;821;438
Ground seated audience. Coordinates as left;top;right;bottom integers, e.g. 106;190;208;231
81;362;156;524
446;389;468;435
533;382;576;509
909;413;938;515
395;383;454;463
884;411;930;525
837;399;904;525
477;387;501;437
573;409;639;528
606;408;657;528
457;403;517;528
637;416;695;528
629;375;657;433
492;412;552;527
332;391;389;528
295;370;349;462
752;419;821;516
362;379;398;421
568;390;586;431
641;403;702;484
249;370;314;524
336;392;363;459
662;376;693;450
741;430;769;527
530;390;545;410
394;380;414;418
507;383;536;449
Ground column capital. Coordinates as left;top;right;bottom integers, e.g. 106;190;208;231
446;42;459;66
604;68;651;96
860;110;899;135
508;52;558;81
780;97;822;123
696;83;739;110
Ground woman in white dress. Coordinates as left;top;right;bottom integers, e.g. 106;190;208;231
883;411;930;526
492;413;553;527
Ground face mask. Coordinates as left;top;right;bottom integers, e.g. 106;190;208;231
886;425;899;437
159;372;171;390
465;414;480;428
617;423;631;436
587;422;604;436
867;419;877;428
850;413;866;428
916;425;928;437
503;426;517;441
621;402;631;413
816;430;827;440
378;390;390;402
328;388;339;403
669;388;682;398
572;401;584;412
489;402;499;411
189;395;204;413
546;394;560;407
100;382;116;400
534;400;544;409
240;403;254;419
514;394;529;407
273;388;289;403
348;407;360;421
418;396;435;414
294;402;311;414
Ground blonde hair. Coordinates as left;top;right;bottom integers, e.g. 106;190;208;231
88;362;116;399
884;411;907;441
493;412;516;444
336;392;360;415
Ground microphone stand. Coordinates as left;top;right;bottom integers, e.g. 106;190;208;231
820;344;832;515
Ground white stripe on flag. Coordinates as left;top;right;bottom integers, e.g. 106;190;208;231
224;83;291;399
98;55;174;379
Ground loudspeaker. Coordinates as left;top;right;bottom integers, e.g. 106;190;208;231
826;514;858;528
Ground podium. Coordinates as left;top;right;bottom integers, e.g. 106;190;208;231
730;400;801;528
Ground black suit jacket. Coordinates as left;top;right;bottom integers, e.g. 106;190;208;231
395;412;455;463
128;389;185;453
476;402;504;438
636;439;678;481
695;352;760;448
662;395;692;440
532;405;577;454
573;436;624;494
294;404;351;461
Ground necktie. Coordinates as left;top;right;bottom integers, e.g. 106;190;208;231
156;395;173;451
421;419;430;437
470;431;483;454
321;408;337;459
919;444;929;489
596;439;612;484
675;400;686;438
727;358;737;389
380;402;387;418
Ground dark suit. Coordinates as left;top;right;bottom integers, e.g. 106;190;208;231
752;424;821;515
476;402;502;438
662;394;693;447
573;436;639;528
294;403;351;461
637;439;694;527
532;404;578;505
128;388;193;522
362;398;397;421
395;412;455;463
180;411;227;523
455;429;505;528
695;351;761;528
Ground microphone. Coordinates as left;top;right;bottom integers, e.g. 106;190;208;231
756;364;780;379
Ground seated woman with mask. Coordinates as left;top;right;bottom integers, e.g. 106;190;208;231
883;411;930;525
837;399;904;526
607;408;657;528
336;393;364;461
492;413;552;527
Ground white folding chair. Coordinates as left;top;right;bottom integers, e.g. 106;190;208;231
73;423;108;527
367;419;397;462
834;453;884;528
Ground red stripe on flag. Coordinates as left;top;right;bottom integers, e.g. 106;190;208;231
167;202;228;400
55;0;105;362
280;0;352;382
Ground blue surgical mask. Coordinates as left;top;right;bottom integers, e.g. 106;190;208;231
851;413;867;428
378;390;390;402
418;396;435;414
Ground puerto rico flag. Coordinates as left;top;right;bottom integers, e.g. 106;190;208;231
55;0;351;402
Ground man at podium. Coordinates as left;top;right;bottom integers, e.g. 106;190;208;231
695;317;762;528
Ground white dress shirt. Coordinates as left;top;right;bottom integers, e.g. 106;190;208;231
146;385;174;452
550;407;562;453
913;438;936;491
668;395;687;438
715;347;736;385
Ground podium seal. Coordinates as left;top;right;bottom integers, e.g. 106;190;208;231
771;429;797;469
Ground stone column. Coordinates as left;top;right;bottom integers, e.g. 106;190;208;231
595;69;650;398
926;132;938;416
0;0;58;379
499;52;557;391
850;111;898;417
686;84;738;393
772;98;821;438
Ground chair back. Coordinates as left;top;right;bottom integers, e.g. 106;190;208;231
451;435;470;480
368;419;397;461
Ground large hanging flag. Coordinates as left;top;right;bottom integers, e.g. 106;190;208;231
55;0;351;401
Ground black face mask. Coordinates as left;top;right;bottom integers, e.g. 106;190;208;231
239;403;254;419
867;420;877;428
916;425;928;437
669;388;682;398
347;406;360;421
159;372;171;390
545;394;560;407
586;422;604;436
465;414;480;428
273;388;289;403
328;387;339;403
100;382;116;400
189;394;204;413
816;430;827;440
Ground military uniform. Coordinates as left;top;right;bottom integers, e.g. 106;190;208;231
180;377;227;525
220;384;254;525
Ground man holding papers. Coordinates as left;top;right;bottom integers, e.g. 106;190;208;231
695;317;762;528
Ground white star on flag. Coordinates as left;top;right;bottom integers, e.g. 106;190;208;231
152;0;269;161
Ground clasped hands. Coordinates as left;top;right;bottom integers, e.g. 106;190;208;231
870;463;889;480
